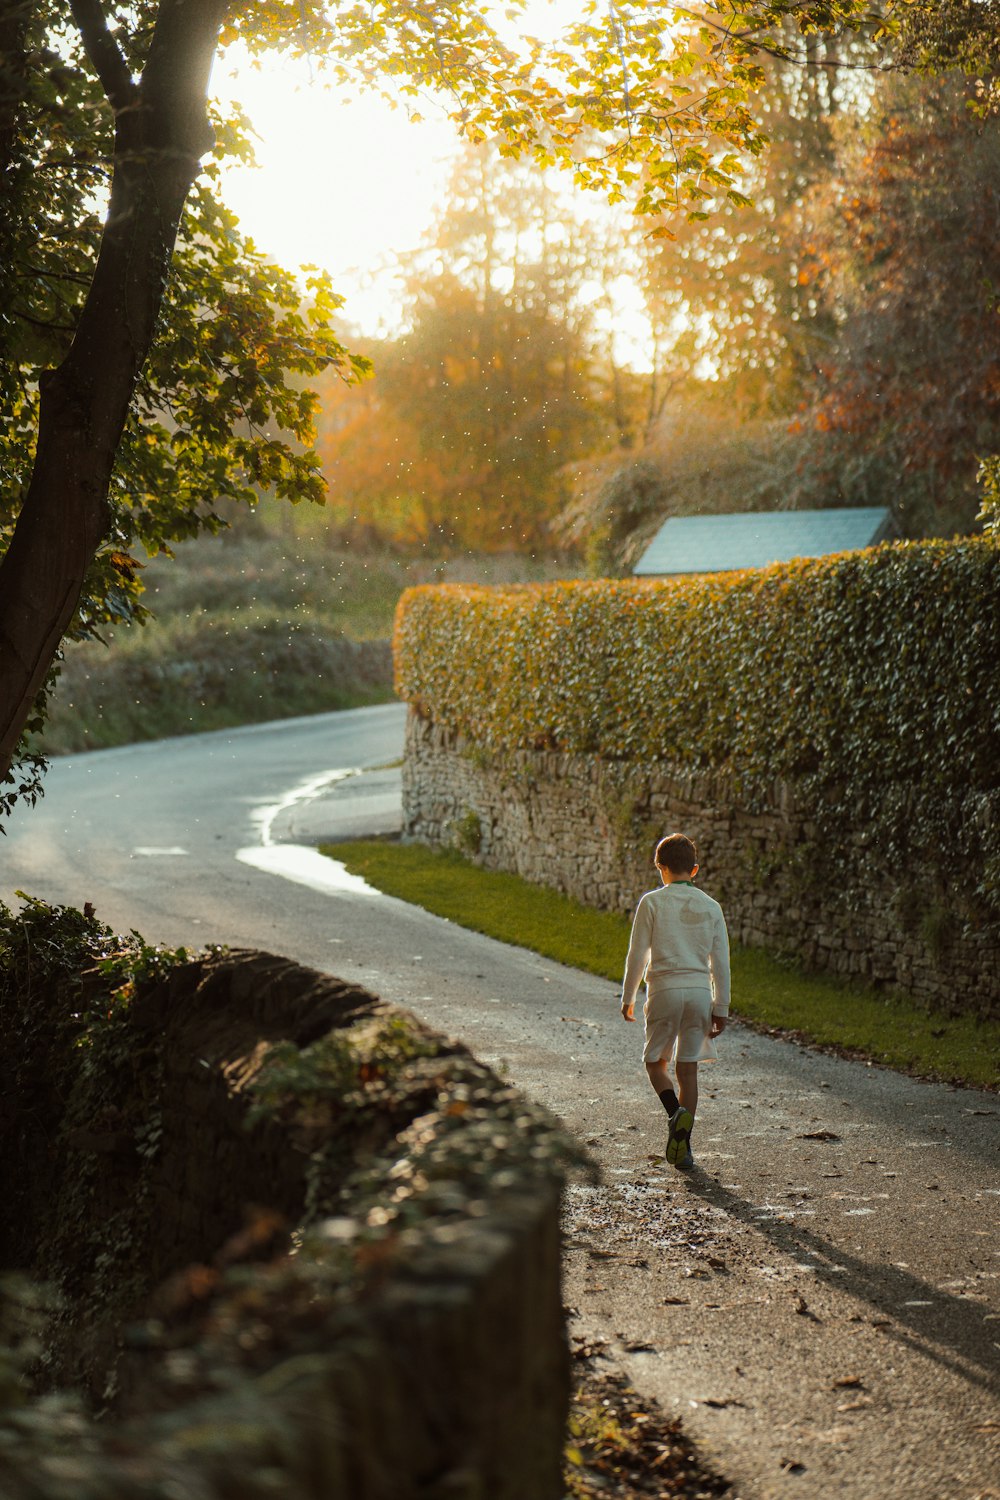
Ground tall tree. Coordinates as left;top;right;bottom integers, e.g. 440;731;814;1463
900;0;1000;534
802;71;1000;535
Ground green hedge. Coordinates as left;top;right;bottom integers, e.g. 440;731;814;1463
394;539;1000;921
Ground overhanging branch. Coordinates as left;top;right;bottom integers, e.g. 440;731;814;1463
69;0;137;112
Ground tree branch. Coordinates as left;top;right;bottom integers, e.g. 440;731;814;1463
697;14;892;71
69;0;137;112
14;310;77;334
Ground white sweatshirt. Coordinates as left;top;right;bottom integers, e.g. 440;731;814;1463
621;881;731;1015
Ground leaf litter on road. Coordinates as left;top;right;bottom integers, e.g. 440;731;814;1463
566;1366;729;1500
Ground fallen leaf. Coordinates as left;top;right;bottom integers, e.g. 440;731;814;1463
833;1375;865;1389
700;1396;746;1409
571;1336;609;1362
780;1458;807;1474
661;1296;690;1305
797;1130;841;1142
623;1340;657;1353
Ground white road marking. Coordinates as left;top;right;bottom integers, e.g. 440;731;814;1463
252;767;359;847
133;846;188;856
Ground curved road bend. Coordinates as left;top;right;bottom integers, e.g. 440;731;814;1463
2;705;998;1500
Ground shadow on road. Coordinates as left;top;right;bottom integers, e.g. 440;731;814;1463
684;1175;1000;1396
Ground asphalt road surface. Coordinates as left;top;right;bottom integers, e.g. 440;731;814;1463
3;706;998;1500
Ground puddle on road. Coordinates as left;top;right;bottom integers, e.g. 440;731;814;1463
236;844;380;898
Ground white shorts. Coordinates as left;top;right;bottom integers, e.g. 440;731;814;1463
642;984;718;1065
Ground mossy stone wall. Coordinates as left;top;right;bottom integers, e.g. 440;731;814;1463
402;710;999;1018
0;947;569;1499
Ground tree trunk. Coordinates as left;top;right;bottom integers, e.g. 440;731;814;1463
0;0;226;783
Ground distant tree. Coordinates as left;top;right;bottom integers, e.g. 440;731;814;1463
627;6;1000;538
635;27;873;419
319;145;615;552
885;0;1000;533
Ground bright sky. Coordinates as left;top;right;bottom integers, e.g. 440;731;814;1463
209;3;651;351
212;51;460;335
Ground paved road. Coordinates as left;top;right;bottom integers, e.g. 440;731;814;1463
3;707;998;1500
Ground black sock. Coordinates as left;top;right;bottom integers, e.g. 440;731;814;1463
658;1087;680;1116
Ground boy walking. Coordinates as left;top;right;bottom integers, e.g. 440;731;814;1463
620;833;730;1171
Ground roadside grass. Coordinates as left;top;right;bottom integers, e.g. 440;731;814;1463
40;611;393;753
39;535;406;753
39;531;580;754
319;839;1000;1092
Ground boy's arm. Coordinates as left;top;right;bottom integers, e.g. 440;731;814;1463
709;909;731;1024
621;898;652;1020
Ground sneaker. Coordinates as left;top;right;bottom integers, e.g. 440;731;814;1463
666;1106;694;1166
674;1149;695;1172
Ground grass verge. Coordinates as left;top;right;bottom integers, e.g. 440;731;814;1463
41;618;393;753
319;840;1000;1092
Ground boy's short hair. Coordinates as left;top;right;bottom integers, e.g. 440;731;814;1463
654;833;698;875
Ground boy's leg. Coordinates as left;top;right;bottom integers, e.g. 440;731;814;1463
645;1058;679;1117
676;1060;699;1118
670;1061;699;1168
647;1056;695;1166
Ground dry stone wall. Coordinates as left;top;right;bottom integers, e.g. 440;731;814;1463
1;948;569;1500
403;709;999;1020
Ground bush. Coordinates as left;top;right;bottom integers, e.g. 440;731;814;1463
584;459;671;577
394;538;1000;924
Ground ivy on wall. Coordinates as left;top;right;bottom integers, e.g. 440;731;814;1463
394;540;1000;924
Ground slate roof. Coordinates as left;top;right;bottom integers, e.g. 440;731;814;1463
633;506;895;577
